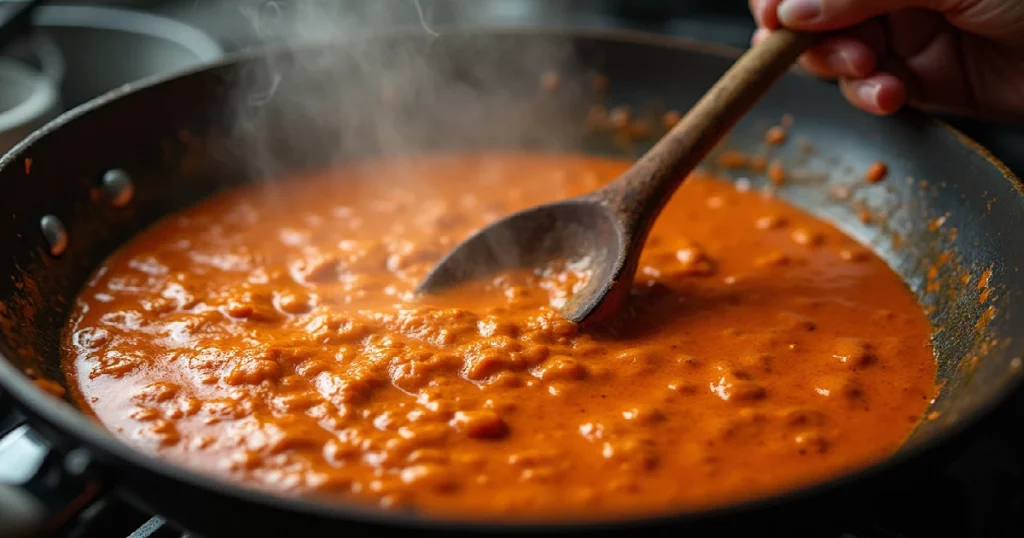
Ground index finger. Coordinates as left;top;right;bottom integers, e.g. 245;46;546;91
751;0;784;29
776;0;939;31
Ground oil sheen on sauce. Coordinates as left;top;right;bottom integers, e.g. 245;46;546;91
62;153;936;521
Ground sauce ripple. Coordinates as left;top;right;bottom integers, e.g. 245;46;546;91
63;153;936;520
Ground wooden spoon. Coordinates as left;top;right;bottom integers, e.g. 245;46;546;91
417;29;817;325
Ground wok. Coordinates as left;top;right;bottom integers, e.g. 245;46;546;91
0;29;1022;537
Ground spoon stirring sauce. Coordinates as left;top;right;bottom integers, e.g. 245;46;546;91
417;30;818;325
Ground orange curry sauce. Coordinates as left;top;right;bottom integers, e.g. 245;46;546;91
63;153;936;520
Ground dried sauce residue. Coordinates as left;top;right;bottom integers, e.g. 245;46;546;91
976;305;997;331
978;267;993;290
928;214;949;232
765;125;787;145
717;150;749;169
864;162;888;184
977;267;994;305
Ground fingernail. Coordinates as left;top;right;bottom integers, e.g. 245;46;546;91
751;28;770;46
751;0;764;26
853;81;881;107
778;0;823;25
831;49;857;75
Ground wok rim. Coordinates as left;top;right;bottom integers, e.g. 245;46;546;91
1;25;1022;533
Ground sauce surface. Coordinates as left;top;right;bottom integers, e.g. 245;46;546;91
63;153;936;520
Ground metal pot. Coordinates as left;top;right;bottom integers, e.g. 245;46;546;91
0;28;1021;537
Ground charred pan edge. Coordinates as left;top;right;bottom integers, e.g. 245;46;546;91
1;26;1023;533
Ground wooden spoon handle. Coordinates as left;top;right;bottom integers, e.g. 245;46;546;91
606;29;818;214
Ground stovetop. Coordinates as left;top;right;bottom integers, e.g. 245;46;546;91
2;2;1023;537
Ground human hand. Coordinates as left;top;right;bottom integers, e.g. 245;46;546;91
750;0;1024;121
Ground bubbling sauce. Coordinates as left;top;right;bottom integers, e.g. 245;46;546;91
63;153;936;520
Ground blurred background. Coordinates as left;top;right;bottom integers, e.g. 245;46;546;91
2;0;1022;171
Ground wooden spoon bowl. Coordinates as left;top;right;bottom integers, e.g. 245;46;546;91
418;29;818;325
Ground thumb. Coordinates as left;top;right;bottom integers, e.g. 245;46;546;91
776;0;938;30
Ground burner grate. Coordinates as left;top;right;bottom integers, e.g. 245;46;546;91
126;517;185;538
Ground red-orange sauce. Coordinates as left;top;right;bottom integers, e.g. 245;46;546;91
63;153;936;520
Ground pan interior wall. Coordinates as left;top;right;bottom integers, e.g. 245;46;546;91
0;32;1021;453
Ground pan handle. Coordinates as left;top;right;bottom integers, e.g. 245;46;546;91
0;424;104;538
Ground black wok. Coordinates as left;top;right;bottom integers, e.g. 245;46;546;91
1;29;1023;537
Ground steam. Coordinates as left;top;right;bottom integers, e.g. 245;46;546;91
412;0;440;37
217;0;601;292
224;0;594;183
